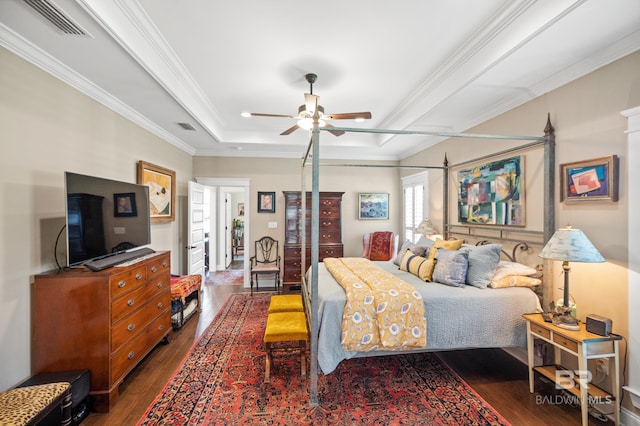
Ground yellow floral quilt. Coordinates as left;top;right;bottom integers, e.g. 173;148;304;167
323;257;426;351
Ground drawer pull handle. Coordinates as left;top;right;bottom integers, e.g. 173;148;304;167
162;261;168;267
127;323;135;331
135;273;142;280
159;325;164;331
151;266;157;273
127;299;135;306
128;351;135;360
118;280;126;288
157;282;163;288
157;302;163;309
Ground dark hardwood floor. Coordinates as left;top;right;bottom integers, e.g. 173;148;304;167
82;266;613;425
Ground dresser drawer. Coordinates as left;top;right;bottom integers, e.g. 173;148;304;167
318;245;343;259
110;266;147;299
111;312;170;384
530;323;551;339
111;291;170;352
147;254;170;278
111;276;169;324
553;333;578;353
305;207;340;219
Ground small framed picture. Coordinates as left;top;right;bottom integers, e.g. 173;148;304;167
258;191;276;213
114;192;137;217
560;155;618;202
238;203;245;216
358;193;389;220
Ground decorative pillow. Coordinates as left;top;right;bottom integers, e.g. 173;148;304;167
399;250;435;281
393;241;428;266
427;238;464;260
461;244;502;289
490;275;542;288
492;261;537;281
415;236;435;249
432;248;468;287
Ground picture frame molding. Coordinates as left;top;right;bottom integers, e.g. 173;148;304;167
257;191;276;213
358;192;389;220
560;155;619;202
137;161;176;222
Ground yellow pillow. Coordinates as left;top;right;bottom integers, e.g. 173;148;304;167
490;275;542;288
399;250;436;281
427;239;464;260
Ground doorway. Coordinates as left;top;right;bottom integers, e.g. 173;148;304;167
195;177;250;289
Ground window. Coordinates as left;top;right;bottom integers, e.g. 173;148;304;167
402;172;427;243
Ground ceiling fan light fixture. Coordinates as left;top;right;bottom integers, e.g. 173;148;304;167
297;118;326;130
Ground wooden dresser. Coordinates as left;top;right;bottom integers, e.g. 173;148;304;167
32;251;171;412
283;192;343;292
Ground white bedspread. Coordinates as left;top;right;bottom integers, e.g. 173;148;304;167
314;261;541;374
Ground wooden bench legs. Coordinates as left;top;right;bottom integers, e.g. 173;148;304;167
263;310;308;383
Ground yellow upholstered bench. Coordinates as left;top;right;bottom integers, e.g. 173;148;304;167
268;294;304;313
0;382;72;426
263;311;308;383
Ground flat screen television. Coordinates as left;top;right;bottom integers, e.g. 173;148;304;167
65;171;151;267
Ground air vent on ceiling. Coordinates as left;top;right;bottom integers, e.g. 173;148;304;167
177;122;196;131
23;0;89;36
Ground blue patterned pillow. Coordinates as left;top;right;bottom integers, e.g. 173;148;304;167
461;244;502;289
432;248;469;287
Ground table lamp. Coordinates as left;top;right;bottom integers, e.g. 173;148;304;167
539;226;604;330
416;219;441;240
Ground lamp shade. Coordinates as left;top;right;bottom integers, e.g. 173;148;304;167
416;219;438;235
539;226;604;263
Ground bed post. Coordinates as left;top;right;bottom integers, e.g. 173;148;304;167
309;124;321;406
542;114;555;310
442;153;449;239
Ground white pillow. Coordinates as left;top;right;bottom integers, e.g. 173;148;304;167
491;261;537;281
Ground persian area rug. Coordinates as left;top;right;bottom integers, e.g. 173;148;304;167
138;293;510;425
206;269;244;285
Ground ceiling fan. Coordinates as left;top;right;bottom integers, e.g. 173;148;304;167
245;73;372;136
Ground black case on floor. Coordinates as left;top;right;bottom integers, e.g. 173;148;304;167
17;369;91;425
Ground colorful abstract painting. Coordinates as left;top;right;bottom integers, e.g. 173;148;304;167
457;155;524;226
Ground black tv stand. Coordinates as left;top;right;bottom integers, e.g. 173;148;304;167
84;247;155;271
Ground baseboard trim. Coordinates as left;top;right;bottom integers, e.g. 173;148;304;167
622;406;640;426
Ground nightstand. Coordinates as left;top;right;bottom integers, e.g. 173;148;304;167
523;313;621;426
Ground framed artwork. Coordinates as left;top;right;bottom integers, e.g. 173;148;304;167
358;193;389;220
560;155;618;202
457;155;525;226
113;192;137;217
137;161;176;223
258;191;275;213
238;203;245;216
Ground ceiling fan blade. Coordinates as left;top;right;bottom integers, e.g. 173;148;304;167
325;112;372;120
304;93;319;114
325;123;345;137
248;112;296;118
280;124;300;135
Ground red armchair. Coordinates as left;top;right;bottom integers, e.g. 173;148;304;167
362;231;399;261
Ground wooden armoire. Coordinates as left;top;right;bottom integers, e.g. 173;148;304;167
282;191;344;292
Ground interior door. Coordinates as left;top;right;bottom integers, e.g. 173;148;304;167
187;181;206;278
224;192;232;268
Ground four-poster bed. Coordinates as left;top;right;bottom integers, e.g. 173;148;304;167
299;117;556;405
